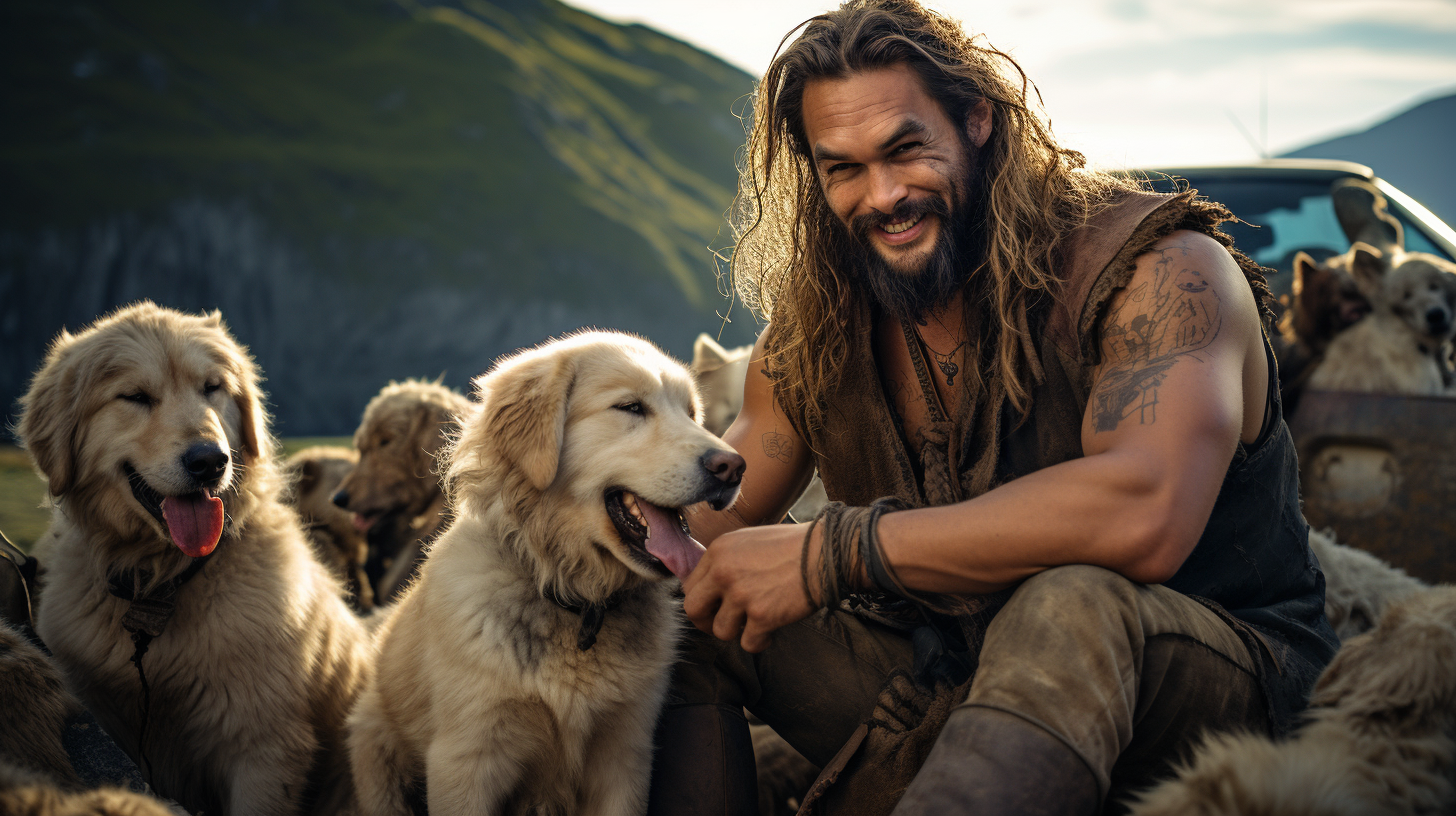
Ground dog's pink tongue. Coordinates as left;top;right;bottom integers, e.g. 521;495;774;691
639;500;705;579
161;493;224;558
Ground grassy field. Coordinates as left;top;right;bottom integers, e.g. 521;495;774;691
0;438;349;553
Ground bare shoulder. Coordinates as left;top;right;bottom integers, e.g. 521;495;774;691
1089;230;1261;435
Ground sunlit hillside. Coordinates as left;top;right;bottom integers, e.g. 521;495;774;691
0;0;758;434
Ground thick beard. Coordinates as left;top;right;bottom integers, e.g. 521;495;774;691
836;176;986;324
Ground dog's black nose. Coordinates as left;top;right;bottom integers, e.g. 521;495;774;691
331;489;350;509
182;443;229;486
1427;307;1451;334
702;450;746;487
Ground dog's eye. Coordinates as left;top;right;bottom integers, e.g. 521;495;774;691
203;382;222;396
379;437;393;448
615;401;644;416
119;391;153;407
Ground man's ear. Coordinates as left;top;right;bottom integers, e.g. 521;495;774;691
965;97;992;149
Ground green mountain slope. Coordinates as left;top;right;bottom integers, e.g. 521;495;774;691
1;0;758;433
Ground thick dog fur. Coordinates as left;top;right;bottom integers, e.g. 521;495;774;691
1309;529;1429;642
283;445;373;611
349;331;743;816
1307;244;1456;395
0;621;82;790
333;378;471;603
1126;586;1456;816
0;761;179;816
16;302;371;816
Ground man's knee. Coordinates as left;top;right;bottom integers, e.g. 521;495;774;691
997;564;1143;637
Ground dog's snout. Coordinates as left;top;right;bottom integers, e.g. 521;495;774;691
183;442;229;486
331;488;350;509
702;450;746;487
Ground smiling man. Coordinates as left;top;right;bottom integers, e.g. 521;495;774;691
648;2;1339;815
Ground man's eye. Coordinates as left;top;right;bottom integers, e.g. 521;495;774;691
892;141;922;155
825;162;853;175
615;401;644;415
120;391;153;407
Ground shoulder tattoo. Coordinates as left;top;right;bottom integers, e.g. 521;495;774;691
1091;244;1223;433
762;430;793;462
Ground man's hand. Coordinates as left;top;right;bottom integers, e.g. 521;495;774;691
681;522;823;653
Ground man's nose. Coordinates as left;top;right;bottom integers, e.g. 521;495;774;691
864;165;908;216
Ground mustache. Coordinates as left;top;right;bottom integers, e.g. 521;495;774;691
848;195;952;245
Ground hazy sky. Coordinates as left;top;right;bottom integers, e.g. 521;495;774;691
562;0;1456;170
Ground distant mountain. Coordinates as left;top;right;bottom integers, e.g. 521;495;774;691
0;0;758;435
1281;91;1456;229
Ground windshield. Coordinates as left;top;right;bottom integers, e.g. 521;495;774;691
1141;174;1452;301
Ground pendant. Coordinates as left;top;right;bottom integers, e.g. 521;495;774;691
938;358;958;386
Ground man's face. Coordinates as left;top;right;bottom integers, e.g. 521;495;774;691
802;64;986;295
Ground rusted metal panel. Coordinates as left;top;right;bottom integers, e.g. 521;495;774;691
1289;389;1456;584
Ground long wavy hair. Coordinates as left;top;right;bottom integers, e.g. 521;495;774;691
733;0;1137;428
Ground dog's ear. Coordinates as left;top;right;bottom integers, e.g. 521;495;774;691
692;334;729;373
17;331;82;496
1291;251;1324;300
1332;178;1403;255
1346;242;1387;296
482;352;576;491
230;357;269;464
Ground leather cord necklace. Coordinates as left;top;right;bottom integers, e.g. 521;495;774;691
106;554;213;785
912;316;968;388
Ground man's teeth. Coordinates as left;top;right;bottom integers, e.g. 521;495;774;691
882;215;922;235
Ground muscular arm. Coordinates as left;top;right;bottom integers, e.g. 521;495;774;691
685;327;816;545
878;230;1264;590
684;231;1267;651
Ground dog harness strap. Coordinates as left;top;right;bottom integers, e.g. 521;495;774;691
106;554;213;641
546;586;626;651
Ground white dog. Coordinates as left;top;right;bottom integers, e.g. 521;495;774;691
348;331;744;816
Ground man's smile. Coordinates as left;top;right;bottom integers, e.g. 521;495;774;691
872;211;933;248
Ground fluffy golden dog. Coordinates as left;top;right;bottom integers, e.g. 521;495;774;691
17;302;371;816
348;331;744;816
332;379;471;602
1127;585;1456;816
283;445;372;611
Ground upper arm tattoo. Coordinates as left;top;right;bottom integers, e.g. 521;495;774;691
1091;244;1223;433
762;430;793;462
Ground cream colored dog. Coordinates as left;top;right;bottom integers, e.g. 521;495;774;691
1307;244;1456;395
17;302;370;816
348;331;744;816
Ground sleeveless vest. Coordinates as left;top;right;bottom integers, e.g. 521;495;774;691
771;188;1338;734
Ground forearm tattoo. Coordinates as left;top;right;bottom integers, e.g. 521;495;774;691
762;431;793;462
1091;245;1222;433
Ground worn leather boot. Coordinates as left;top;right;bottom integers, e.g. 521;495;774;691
647;703;757;816
892;705;1101;816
